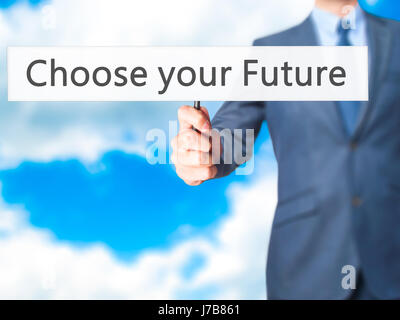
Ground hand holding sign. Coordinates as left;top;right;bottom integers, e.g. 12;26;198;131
171;105;221;186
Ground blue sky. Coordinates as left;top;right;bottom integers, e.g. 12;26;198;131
359;0;400;21
0;0;274;264
0;151;236;258
0;124;268;259
0;0;394;299
4;0;398;300
0;0;42;9
2;0;399;18
0;0;297;299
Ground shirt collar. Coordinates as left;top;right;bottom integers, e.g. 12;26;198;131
311;4;366;46
312;6;341;37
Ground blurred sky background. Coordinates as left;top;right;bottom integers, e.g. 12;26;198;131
4;0;385;299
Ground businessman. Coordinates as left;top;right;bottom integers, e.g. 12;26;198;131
171;0;400;299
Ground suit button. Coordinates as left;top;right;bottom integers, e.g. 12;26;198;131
352;196;362;207
350;142;358;150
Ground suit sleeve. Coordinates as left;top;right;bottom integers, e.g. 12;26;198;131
211;100;266;178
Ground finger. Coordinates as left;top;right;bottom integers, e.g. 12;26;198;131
172;129;211;152
179;149;214;167
175;165;217;182
200;106;210;119
209;129;222;160
172;149;213;167
178;105;211;132
183;179;203;186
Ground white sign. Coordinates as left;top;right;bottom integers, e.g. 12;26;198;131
8;46;368;101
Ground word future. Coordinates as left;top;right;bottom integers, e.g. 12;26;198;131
158;304;192;318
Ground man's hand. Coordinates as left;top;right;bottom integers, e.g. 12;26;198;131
171;105;220;186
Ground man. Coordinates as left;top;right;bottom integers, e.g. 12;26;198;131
171;0;400;299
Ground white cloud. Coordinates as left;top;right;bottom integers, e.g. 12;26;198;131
0;0;313;169
0;0;292;299
1;0;313;46
0;160;277;299
0;103;151;168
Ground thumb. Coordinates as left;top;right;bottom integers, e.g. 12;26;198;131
200;106;211;122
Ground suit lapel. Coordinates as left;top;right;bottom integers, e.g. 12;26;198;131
353;13;392;139
297;17;347;137
297;16;319;46
274;15;388;140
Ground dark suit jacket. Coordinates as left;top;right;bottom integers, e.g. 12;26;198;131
212;13;400;299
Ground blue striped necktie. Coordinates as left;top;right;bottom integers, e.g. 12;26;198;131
336;22;361;135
